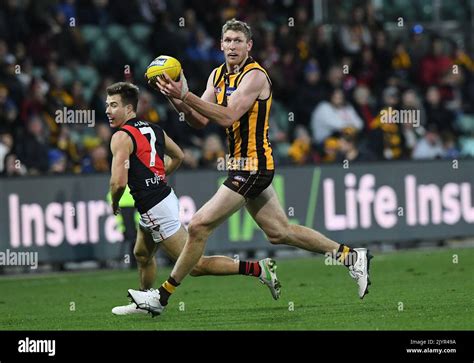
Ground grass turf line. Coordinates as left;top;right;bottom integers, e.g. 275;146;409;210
0;248;472;330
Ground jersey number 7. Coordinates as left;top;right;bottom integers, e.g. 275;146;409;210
139;127;157;167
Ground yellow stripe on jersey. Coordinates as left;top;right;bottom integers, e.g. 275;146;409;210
213;57;274;171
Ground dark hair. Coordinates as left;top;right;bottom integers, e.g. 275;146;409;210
222;19;252;41
106;82;139;112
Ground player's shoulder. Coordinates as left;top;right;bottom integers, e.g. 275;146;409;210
111;128;132;144
250;61;271;81
210;62;226;84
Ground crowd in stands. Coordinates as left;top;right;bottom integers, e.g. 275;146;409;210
1;0;474;177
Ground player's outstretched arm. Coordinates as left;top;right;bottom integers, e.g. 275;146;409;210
163;131;184;175
159;69;267;128
151;70;217;129
109;131;132;215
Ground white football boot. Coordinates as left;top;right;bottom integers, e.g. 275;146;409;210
127;288;164;317
258;258;281;300
349;248;373;299
112;302;147;315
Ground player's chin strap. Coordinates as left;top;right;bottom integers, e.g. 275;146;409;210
180;70;190;101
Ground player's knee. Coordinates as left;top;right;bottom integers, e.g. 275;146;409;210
190;257;209;277
134;249;153;266
188;216;211;239
266;230;289;245
190;264;204;277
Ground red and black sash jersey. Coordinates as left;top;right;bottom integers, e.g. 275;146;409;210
118;118;171;213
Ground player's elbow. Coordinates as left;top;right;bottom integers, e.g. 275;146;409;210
186;115;209;129
220;113;235;128
171;147;184;162
172;151;184;166
195;118;210;129
110;180;127;190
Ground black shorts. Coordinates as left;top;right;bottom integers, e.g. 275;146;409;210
223;170;274;199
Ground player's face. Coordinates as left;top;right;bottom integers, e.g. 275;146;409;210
221;30;252;70
105;95;130;128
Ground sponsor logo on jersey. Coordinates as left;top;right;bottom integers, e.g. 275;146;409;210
233;175;247;183
226;87;236;96
145;173;166;187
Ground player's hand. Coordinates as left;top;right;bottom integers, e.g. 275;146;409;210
112;202;121;216
147;78;160;91
157;70;189;100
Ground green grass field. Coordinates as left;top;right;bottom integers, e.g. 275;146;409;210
0;248;473;330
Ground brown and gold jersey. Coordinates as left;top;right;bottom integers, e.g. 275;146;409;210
212;57;274;171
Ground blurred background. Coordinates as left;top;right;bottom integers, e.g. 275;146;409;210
0;0;473;272
1;0;474;175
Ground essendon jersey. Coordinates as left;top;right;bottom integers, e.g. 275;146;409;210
119;118;171;213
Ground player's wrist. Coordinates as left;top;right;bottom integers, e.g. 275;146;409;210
181;91;190;102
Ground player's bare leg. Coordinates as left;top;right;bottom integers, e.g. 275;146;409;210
170;185;246;282
165;186;281;299
134;226;159;290
246;185;340;253
127;185;281;316
246;184;372;298
160;224;280;298
161;225;239;276
112;227;158;315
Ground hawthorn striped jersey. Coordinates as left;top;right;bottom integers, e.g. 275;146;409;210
212;57;274;171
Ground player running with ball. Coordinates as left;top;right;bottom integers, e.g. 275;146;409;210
106;82;281;316
128;19;372;317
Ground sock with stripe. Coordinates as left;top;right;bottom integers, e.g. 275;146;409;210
334;244;358;267
238;261;262;277
158;276;180;306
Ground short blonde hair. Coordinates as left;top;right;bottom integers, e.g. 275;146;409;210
221;19;252;41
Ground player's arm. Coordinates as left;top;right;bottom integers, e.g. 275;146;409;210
160;70;267;128
163;131;184;175
109;131;132;215
151;71;216;129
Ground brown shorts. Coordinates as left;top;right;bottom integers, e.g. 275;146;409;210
223;170;274;199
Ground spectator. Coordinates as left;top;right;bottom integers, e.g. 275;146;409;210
0;131;13;173
352;84;376;131
3;152;27;176
90;144;109;172
441;131;461;159
424;86;457;134
288;125;312;165
412;125;444;160
48;148;67;173
367;86;407;160
293;59;324;133
0;84;18;133
354;46;379;87
338;5;372;56
419;37;453;87
392;40;412;81
321;136;340;163
200;133;225;169
311;87;363;144
0;1;473;176
337;128;375;163
15;115;49;174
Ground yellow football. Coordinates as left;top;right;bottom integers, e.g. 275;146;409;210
146;55;181;82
